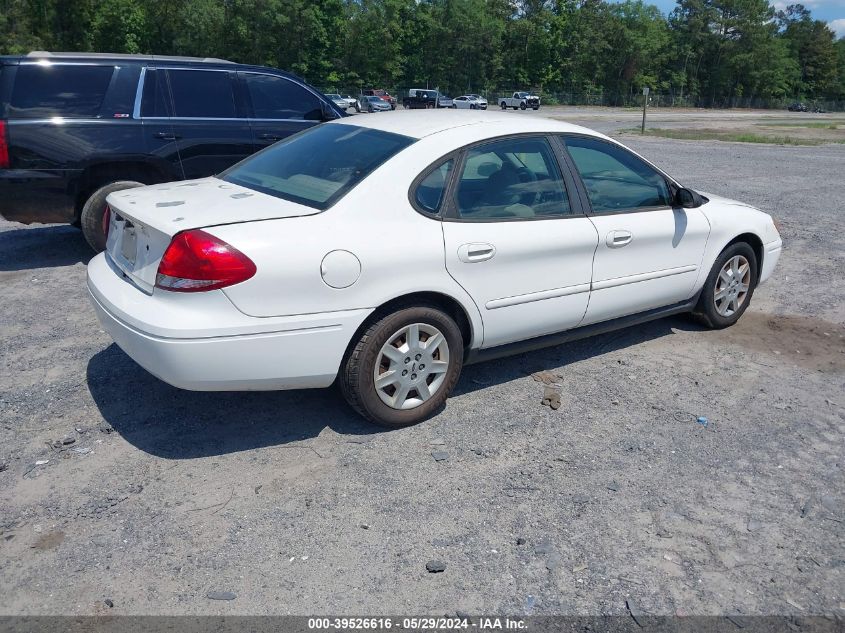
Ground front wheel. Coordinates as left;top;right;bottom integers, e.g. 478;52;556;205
519;102;526;110
340;306;464;428
693;242;758;329
81;180;145;252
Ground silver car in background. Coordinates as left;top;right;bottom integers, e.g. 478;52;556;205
466;94;488;109
453;95;483;109
362;95;391;112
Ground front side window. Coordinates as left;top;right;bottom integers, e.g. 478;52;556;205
243;73;322;120
414;159;454;215
563;136;671;213
454;137;571;220
221;124;414;210
166;69;236;118
9;64;115;119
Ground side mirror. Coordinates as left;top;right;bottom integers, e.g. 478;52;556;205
676;187;703;208
321;101;340;121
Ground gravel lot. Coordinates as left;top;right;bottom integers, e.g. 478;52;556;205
0;109;843;618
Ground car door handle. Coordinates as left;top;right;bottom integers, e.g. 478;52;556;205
458;243;496;263
606;230;633;248
259;133;282;141
153;131;180;140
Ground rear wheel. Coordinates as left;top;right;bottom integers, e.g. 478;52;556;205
340;306;464;428
693;242;758;329
500;102;507;110
80;180;145;252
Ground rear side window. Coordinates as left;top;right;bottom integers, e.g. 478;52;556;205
242;73;322;120
221;124;414;210
166;69;236;118
9;64;115;119
455;137;572;220
140;69;171;117
414;160;453;214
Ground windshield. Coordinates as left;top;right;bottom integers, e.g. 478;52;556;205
221;125;415;210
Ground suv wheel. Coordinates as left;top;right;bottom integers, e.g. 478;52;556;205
340;306;464;428
81;181;145;252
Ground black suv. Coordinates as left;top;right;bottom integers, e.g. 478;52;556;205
0;52;345;250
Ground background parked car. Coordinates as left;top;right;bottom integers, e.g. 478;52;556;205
465;94;488;109
500;91;541;110
403;89;439;109
453;95;482;109
326;93;357;112
0;51;345;251
362;89;396;109
342;95;361;112
787;102;808;112
362;95;392;112
437;95;454;108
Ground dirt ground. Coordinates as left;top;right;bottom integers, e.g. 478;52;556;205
0;108;843;618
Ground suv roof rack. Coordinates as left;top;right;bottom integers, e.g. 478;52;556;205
26;51;235;64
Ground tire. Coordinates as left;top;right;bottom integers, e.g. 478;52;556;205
519;102;526;110
532;106;539;110
81;180;145;252
340;305;464;428
693;242;758;329
500;102;507;110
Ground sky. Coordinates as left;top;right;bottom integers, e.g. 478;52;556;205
646;0;845;38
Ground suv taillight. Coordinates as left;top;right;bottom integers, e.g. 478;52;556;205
155;230;256;292
0;121;9;169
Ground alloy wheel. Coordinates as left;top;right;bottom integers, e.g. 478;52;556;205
714;255;751;316
373;323;450;410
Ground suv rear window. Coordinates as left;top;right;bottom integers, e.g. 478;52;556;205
221;124;414;210
9;64;115;119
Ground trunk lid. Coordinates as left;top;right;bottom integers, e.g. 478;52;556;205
104;177;319;293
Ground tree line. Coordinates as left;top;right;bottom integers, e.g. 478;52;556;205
2;0;844;107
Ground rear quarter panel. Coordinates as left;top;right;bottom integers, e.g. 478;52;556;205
212;137;485;348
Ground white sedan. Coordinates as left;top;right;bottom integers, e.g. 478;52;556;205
88;112;782;427
453;95;483;109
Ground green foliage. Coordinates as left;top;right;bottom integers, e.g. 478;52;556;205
0;0;842;105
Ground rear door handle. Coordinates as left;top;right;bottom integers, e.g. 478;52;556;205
606;230;633;248
259;133;282;141
153;131;180;140
458;243;496;263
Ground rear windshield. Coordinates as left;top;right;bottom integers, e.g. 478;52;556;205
221;124;415;210
9;63;115;119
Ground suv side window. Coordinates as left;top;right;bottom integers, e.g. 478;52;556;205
140;69;172;117
166;69;237;118
563;136;671;213
242;73;322;120
454;137;571;220
9;64;115;119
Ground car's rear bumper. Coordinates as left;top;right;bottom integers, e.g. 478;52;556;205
0;169;78;224
87;253;371;391
759;238;782;285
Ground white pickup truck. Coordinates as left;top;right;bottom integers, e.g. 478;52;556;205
499;91;541;110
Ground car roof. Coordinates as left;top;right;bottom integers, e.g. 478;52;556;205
331;110;605;141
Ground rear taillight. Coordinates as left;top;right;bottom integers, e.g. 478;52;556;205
102;204;112;237
155;230;256;292
0;121;9;169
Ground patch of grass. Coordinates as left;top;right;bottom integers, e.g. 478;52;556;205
763;121;840;129
623;127;843;145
